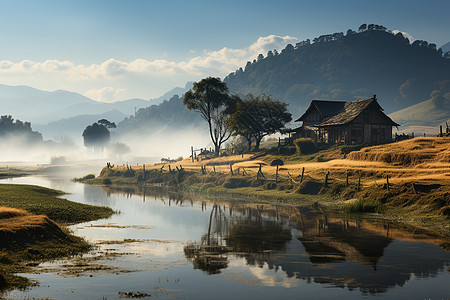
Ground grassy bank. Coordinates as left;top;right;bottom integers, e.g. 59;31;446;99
0;184;114;291
77;137;450;237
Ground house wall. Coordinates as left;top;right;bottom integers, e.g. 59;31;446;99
323;108;394;145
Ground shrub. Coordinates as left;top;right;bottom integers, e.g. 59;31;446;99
222;177;251;189
294;138;317;154
270;159;284;166
295;179;322;195
102;178;112;185
83;174;95;180
343;198;382;213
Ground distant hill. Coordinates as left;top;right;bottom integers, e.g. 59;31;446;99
34;109;126;141
389;80;450;133
115;95;209;157
148;82;192;105
224;25;450;117
116;94;203;135
442;42;450;53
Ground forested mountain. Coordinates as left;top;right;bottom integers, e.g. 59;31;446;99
116;95;204;136
224;25;450;116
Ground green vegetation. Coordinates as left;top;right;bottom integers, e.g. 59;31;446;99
0;184;114;224
0;185;114;290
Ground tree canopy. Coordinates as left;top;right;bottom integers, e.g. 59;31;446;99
228;94;292;151
0;115;43;143
183;77;234;156
82;120;113;150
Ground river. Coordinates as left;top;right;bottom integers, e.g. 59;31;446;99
1;172;449;299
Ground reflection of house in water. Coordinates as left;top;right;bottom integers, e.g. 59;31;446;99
299;218;392;269
99;187;449;295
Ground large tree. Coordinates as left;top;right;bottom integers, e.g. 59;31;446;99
183;77;234;156
228;94;292;151
82;120;114;151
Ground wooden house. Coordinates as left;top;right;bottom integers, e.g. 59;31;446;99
292;95;400;145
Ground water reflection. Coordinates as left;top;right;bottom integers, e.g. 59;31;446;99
100;185;449;292
3;177;448;298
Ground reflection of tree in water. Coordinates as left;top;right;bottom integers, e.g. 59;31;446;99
225;219;292;267
184;204;230;274
184;204;292;274
94;186;450;294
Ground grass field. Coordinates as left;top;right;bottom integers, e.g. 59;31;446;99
0;184;114;290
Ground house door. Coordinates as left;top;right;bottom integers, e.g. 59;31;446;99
371;128;379;145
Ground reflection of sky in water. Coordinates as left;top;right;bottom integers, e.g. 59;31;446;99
1;175;449;299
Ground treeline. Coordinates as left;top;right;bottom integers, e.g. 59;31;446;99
225;24;450;115
0;115;43;143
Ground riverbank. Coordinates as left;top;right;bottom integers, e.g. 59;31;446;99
77;137;450;238
0;184;114;290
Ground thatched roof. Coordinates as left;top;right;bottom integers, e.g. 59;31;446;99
296;96;400;127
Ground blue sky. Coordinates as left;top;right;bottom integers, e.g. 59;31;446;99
0;0;449;101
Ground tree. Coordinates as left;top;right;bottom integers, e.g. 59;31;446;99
358;24;367;32
183;77;234;156
228;94;292;151
82;120;113;151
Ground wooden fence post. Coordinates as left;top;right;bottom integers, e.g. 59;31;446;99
276;165;279;183
191;146;194;162
230;164;233;175
213;165;216;173
300;167;305;183
386;175;390;191
346;171;349;187
168;165;172;172
357;175;361;191
324;171;329;187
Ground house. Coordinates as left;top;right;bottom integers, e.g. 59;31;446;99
291;95;400;145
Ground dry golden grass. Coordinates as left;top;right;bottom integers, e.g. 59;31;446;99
348;137;450;165
0;207;30;219
0;207;66;246
106;137;450;188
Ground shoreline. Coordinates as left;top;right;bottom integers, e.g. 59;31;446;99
78;167;450;239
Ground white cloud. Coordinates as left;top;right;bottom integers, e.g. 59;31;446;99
392;30;415;43
83;86;127;102
0;34;299;99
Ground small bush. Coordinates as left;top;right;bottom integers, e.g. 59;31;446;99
343;198;382;213
102;178;112;185
222;177;251;189
270;159;284;166
294;138;317;155
83;174;95;180
266;182;277;190
295;180;322;195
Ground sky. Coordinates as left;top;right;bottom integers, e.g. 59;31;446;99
0;0;449;102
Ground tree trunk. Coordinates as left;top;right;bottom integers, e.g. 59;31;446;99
254;137;262;151
214;144;220;156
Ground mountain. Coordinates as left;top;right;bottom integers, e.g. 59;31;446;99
148;82;193;104
115;94;209;158
224;26;450;117
389;80;450;132
116;94;203;135
34;109;126;141
442;42;450;53
0;84;96;124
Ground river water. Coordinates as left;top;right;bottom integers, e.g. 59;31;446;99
1;172;449;299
